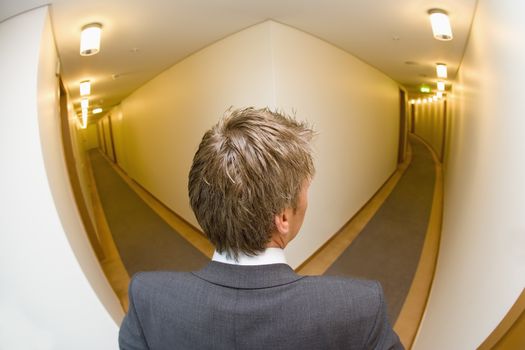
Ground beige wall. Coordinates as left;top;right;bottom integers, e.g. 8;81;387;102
116;22;276;227
413;99;445;159
414;0;525;348
0;6;119;348
82;123;99;150
269;22;400;266
69;106;97;240
114;21;400;268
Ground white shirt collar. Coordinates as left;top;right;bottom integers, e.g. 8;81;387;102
212;248;287;266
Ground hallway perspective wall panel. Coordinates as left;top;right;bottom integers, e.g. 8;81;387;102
0;6;119;349
117;21;401;268
270;22;399;267
414;0;525;348
118;21;276;236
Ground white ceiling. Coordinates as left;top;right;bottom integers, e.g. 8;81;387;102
1;0;477;120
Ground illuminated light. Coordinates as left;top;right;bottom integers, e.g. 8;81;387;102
93;107;103;114
79;80;91;96
81;109;88;129
437;91;443;98
409;99;416;105
81;98;89;109
433;95;438;101
420;85;431;93
437;81;446;91
423;98;428;103
428;9;453;41
417;98;422;104
80;23;102;56
436;63;447;78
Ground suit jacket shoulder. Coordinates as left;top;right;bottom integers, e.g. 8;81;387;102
119;264;403;350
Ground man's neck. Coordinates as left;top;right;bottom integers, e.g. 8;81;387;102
211;248;287;266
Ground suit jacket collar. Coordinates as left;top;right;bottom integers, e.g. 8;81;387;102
192;261;304;289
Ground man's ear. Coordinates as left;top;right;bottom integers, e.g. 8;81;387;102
274;210;290;235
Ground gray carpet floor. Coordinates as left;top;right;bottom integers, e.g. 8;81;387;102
325;135;436;323
89;150;208;276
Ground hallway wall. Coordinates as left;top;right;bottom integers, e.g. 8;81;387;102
0;6;119;349
414;0;525;348
113;20;276;246
112;20;400;268
82;123;99;150
269;22;400;267
413;99;445;159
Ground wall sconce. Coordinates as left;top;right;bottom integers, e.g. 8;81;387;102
80;23;102;56
79;80;91;96
428;9;453;41
436;63;448;78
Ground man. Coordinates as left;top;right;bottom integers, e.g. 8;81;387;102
119;107;403;349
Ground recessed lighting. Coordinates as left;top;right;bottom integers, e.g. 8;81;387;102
79;80;91;96
93;107;103;114
436;63;448;78
80;23;102;56
437;81;446;91
437;91;443;98
81;98;89;109
428;9;453;41
81;109;88;129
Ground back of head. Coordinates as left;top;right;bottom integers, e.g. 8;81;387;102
188;107;315;259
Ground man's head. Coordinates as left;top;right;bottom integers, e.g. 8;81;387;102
188;107;315;259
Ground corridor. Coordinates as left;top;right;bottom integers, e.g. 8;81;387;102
1;1;524;349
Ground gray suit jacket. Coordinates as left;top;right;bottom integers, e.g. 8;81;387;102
119;262;403;349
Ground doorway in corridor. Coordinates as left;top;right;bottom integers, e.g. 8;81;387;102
398;89;407;163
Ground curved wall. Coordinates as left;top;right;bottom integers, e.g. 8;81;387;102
413;99;445;159
414;0;525;348
113;21;400;268
0;6;120;349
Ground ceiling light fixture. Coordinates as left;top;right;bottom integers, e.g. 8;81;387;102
437;91;443;98
437;81;446;91
428;9;453;41
79;80;91;96
80;23;102;56
81;109;88;129
409;99;415;105
417;98;422;104
420;85;431;93
93;107;103;114
81;98;89;110
436;63;448;78
423;98;428;103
